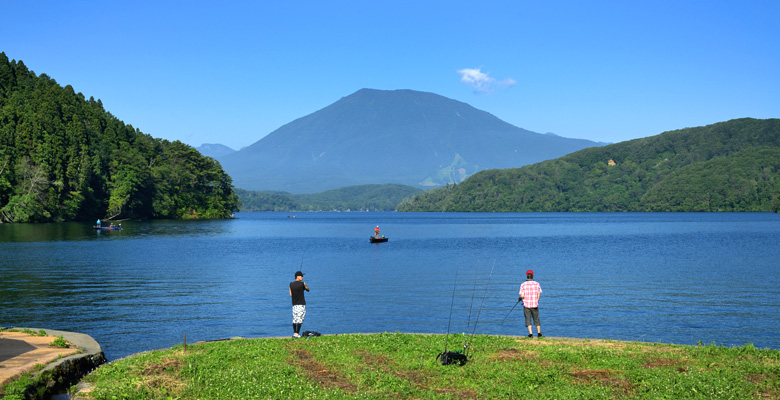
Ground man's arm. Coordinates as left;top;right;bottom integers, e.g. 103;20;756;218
304;282;310;292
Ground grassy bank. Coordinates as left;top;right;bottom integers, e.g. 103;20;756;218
78;333;778;399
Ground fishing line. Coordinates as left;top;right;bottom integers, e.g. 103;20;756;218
442;267;459;354
463;268;479;350
465;259;496;358
437;267;469;366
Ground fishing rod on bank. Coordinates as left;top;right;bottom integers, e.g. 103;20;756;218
464;269;479;338
437;268;468;366
461;263;481;355
463;259;496;359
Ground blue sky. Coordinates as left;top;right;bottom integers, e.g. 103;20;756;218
2;1;778;150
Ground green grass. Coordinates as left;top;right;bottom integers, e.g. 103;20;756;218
1;328;47;337
49;335;69;348
78;333;779;399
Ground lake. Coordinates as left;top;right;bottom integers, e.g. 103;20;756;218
2;212;779;361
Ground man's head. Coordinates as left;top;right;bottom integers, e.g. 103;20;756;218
526;269;534;279
295;271;304;280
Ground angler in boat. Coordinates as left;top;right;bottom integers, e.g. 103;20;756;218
371;225;388;242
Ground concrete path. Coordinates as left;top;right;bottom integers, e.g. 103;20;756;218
0;330;80;386
0;328;105;396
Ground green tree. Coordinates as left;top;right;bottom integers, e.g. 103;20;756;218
0;52;239;222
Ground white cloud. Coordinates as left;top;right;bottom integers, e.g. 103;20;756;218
457;67;516;94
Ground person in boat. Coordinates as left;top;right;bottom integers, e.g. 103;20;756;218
519;269;543;338
109;223;115;230
289;271;310;338
374;226;380;238
96;219;101;228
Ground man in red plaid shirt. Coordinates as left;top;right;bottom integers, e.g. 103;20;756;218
519;269;543;338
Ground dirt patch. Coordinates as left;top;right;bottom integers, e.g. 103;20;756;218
142;357;183;375
491;348;538;362
571;369;635;397
642;357;690;371
516;338;630;349
135;357;186;397
290;348;358;393
357;350;478;399
516;338;680;353
746;374;779;400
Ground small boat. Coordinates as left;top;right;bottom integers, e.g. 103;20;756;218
370;236;388;243
94;225;122;231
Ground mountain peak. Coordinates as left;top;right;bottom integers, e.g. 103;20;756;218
219;90;603;193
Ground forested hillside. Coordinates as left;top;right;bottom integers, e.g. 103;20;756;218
237;184;423;212
0;53;239;223
398;118;780;212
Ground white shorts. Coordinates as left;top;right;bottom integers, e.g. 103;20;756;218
292;305;306;324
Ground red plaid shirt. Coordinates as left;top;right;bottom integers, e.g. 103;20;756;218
519;280;542;308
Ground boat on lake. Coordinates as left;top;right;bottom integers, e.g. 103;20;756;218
94;225;122;231
370;236;388;243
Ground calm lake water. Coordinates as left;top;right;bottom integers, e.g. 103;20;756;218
2;212;779;360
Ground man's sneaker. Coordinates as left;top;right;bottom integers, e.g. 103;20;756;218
293;333;300;338
528;334;533;338
537;333;544;338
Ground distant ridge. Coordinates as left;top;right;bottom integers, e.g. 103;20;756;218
398;118;780;212
219;89;603;193
196;143;235;159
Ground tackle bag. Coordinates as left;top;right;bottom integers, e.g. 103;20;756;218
301;331;321;338
436;350;468;366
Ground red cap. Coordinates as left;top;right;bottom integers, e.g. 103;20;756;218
526;270;534;276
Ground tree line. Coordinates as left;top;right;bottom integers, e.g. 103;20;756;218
237;184;423;212
398;118;780;213
0;53;239;223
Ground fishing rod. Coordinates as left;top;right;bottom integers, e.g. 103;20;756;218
462;269;479;351
501;300;521;324
437;268;468;366
464;259;496;359
442;268;458;355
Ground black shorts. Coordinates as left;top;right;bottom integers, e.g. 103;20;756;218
524;307;540;326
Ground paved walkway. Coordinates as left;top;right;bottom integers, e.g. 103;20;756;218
0;328;105;390
0;330;80;386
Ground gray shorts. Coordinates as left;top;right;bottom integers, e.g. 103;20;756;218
524;307;540;326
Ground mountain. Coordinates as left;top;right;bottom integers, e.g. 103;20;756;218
0;53;239;222
397;118;780;212
196;143;236;158
218;89;603;193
